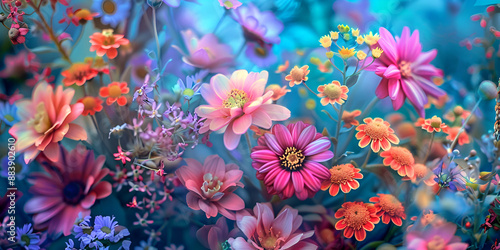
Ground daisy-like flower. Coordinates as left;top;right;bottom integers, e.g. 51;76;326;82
251;121;333;200
89;29;130;59
341;110;361;128
91;0;131;27
355;117;400;153
380;146;415;178
408;163;436;185
0;101;19;126
114;146;131;164
285;65;310;87
77;96;103;116
317;80;349;106
335;201;380;241
145;101;162;118
99;82;129;106
319;35;332;48
16;223;40;250
420;116;449;133
176;71;207;101
265;84;290;101
446;127;470;146
338;47;356;59
218;0;242;9
321;164;363;196
61;63;98;86
363;31;380;45
195;70;290;150
369;194;406;226
93;215;118;240
9;23;28;45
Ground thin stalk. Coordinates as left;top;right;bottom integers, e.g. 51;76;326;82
422;132;435;163
302;82;318;96
361;150;372;169
152;7;162;68
213;9;228;33
449;98;482;153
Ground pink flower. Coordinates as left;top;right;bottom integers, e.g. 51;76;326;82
218;0;242;9
9;82;87;163
9;23;28;45
251;121;333;200
196;217;238;250
406;222;468;250
367;27;445;117
175;30;234;74
23;145;112;236
175;155;245;219
195;70;290;150
229;203;317;249
113;146;131;164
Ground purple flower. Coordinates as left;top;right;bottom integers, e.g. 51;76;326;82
92;216;118;240
432;160;466;192
16;224;40;250
245;43;277;67
176;70;208;100
233;3;284;44
145;101;162;118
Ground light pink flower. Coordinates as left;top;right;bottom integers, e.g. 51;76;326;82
229;203;317;250
406;222;468;250
175;155;245;219
367;27;445;117
9;82;87;163
24;145;112;236
195;70;291;150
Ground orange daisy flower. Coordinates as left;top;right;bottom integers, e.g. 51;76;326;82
369;194;406;226
341;110;361;128
317;80;349;106
61;62;98;86
446;127;470;145
89;29;130;59
334;201;380;241
275;60;289;73
285;65;310;87
78;96;103;116
99;82;129;106
420;116;449;133
355;118;399;153
265;84;290;101
396;122;417;140
380;146;415;178
321;164;363;196
405;163;436;186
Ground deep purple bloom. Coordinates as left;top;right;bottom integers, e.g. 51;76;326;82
16;224;40;250
432;160;466;192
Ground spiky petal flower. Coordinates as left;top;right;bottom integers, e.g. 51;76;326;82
369;194;406;226
251;121;333;200
334;201;380;241
285;65;310;87
380;146;415;178
355;117;399;153
317;80;349;106
421;116;449;133
321;164;363;196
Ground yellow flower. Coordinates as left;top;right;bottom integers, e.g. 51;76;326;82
338;47;356;59
356;36;364;45
330;31;339;40
356;51;367;60
351;28;360;37
364;31;380;46
310;57;322;65
344;33;351;41
326;51;334;58
372;47;383;58
306;99;316;110
319;35;332;48
338;24;350;33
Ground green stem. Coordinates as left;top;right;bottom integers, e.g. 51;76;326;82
302;81;318;96
449;98;482;153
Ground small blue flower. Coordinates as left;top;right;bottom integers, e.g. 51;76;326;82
16;224;40;250
92;216;118;240
65;239;75;250
175;70;208;100
92;0;131;27
0;101;19;126
433;160;467;192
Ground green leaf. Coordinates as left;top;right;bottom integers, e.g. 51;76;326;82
346;74;359;87
29;46;58;54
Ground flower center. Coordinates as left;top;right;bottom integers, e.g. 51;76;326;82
390;147;414;166
21;235;31;246
4;114;14;122
201;173;223;198
290;68;305;82
29;102;51;134
255;45;268;57
364;120;389;140
63;181;85;205
399;61;411;77
378;194;402;216
279;147;305;171
183;88;195;97
222;89;248;108
102;0;117;15
329;165;355;184
427;235;446;250
101;226;112;234
430;116;442;128
81;97;97;110
413;164;428;179
259;228;282;250
223;1;233;8
108;85;122;98
323;84;342;100
343;204;370;230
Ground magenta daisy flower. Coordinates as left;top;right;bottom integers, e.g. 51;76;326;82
250;121;333;200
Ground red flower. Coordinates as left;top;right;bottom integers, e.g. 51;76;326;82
356;117;399;153
369;194;406;226
61;62;98;86
99;82;129;106
77;96;103;116
89;29;129;59
321;164;363;196
380;146;415;178
335;201;380;241
9;23;28;45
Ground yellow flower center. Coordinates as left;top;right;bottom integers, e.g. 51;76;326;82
201;173;223;198
399;61;412;77
279;147;305;171
75;9;92;19
364;120;390;140
329;164;355;184
255;45;267;57
108;85;122;98
222;89;248;108
290;67;305;82
29;102;51;134
427;235;446;250
323;84;342;100
343;204;370;230
430;116;442;128
377;194;402;216
258;228;282;250
183;88;195;97
224;1;233;8
102;0;117;15
81;97;97;110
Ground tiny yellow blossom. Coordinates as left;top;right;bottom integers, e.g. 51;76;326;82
372;47;383;58
306;99;316;110
337;24;350;33
356;36;364;45
351;28;360;37
330;31;339;40
364;31;380;46
343;33;351;41
356;51;367;60
338;47;356;59
310;57;322;65
326;51;334;58
319;35;332;48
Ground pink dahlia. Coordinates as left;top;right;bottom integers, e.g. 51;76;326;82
175;30;234;74
9;82;87;163
251;121;333;200
24;145;112;236
229;203;317;249
368;27;445;117
406;222;468;250
175;155;245;219
195;70;290;150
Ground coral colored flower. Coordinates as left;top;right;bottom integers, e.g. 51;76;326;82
9;82;87;163
446;127;470;145
251;121;333;200
421;116;449;133
338;47;356;59
335;201;380;241
89;29;129;59
175;155;245;219
229;203;317;249
24;145;112;235
195;70;290;150
317;80;349;106
369;194;406;226
61;63;98;86
407;163;437;185
285;65;310;87
114;146;131;164
275;60;289;73
341;110;361;128
380;146;415;178
321;164;363;196
99;82;129;106
356;117;400;153
363;31;380;45
77;96;103;116
406;222;468;250
367;27;445;117
265;84;290;101
233;3;284;44
218;0;242;9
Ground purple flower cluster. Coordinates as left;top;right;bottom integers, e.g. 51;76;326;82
66;215;131;250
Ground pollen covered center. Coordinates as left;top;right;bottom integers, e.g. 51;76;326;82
364;120;390;140
343;204;370;230
223;89;249;108
390;147;414;166
102;0;117;14
280;147;305;171
108;85;122;98
290;68;305;82
378;194;402;216
323;84;342;100
329;164;355;184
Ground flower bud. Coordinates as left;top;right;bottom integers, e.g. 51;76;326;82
325;51;334;59
478;80;497;100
